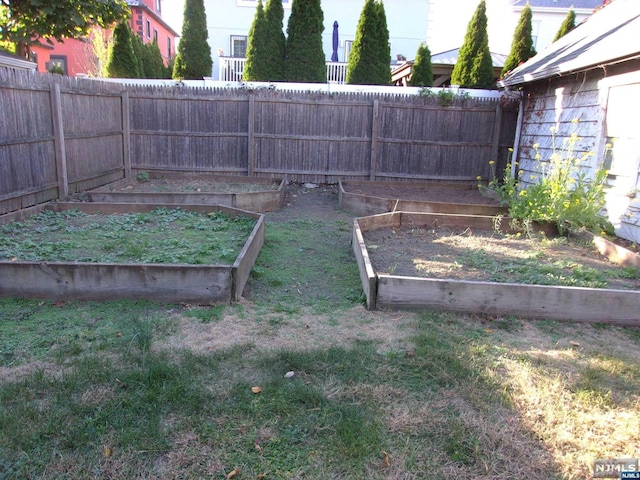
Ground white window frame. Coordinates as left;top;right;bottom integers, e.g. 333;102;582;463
230;35;248;58
344;40;353;63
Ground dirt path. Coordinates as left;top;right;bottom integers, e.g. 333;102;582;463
264;182;352;223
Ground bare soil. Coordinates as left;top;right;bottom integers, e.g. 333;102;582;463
363;225;640;290
95;177;279;194
342;182;502;206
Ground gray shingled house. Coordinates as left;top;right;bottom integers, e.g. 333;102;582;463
500;0;640;244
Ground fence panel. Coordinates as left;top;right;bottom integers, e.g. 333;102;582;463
1;69;519;214
130;93;249;174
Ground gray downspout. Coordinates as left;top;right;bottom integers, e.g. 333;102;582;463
511;92;525;178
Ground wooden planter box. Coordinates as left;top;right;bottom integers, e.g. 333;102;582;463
0;202;265;305
353;211;640;325
88;173;286;213
339;180;507;217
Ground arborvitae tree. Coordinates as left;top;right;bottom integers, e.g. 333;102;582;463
263;0;286;80
131;33;146;77
244;0;270;81
451;0;494;89
373;1;391;84
107;22;140;78
409;42;433;87
142;40;165;78
173;0;213;79
554;8;576;42
502;2;536;76
347;0;390;85
285;0;325;83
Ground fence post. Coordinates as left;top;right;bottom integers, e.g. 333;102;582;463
49;83;68;199
247;92;255;177
370;99;380;181
490;101;503;164
121;91;132;178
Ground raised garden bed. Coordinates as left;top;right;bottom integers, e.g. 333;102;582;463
352;211;640;325
0;202;264;305
339;180;507;217
88;173;286;212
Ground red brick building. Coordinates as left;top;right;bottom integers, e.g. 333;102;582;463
30;0;179;77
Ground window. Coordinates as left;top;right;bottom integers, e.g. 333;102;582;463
146;20;151;38
531;20;541;50
155;0;161;13
154;28;158;43
344;40;353;62
47;55;68;75
230;35;247;58
167;37;172;58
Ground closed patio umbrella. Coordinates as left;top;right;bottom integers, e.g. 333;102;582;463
331;21;339;62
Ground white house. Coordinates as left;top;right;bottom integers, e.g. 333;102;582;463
427;0;602;59
205;0;603;83
207;0;428;81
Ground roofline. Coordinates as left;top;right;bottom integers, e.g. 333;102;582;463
513;5;595;14
130;3;180;37
498;52;640;87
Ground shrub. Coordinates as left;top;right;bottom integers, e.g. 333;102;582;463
489;121;612;235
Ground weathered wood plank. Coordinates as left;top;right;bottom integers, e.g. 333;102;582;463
232;215;265;301
352;219;377;309
0;262;233;304
375;275;640;325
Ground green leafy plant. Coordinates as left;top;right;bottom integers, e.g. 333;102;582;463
489;120;612;235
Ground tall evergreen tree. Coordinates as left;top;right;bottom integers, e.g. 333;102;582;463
142;40;165;78
373;1;391;85
502;2;536;76
451;0;494;89
263;0;286;81
244;0;269;81
131;32;146;77
346;0;377;85
107;22;140;78
347;0;390;85
285;0;325;83
409;42;433;87
173;0;213;79
554;8;576;42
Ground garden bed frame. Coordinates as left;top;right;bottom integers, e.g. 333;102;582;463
88;173;286;213
352;211;640;325
0;202;264;305
339;180;507;217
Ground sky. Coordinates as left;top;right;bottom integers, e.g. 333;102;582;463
163;0;185;36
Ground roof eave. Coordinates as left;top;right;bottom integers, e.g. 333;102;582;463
499;53;640;88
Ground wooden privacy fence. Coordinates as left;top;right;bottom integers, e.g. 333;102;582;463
0;68;519;215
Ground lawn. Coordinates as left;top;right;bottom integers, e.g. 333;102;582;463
0;192;638;479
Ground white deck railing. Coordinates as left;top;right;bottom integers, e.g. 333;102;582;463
218;57;349;84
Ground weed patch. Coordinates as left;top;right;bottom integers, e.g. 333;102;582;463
0;208;255;264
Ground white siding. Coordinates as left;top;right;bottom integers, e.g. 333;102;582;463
207;0;428;80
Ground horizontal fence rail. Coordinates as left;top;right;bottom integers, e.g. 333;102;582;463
0;67;519;215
